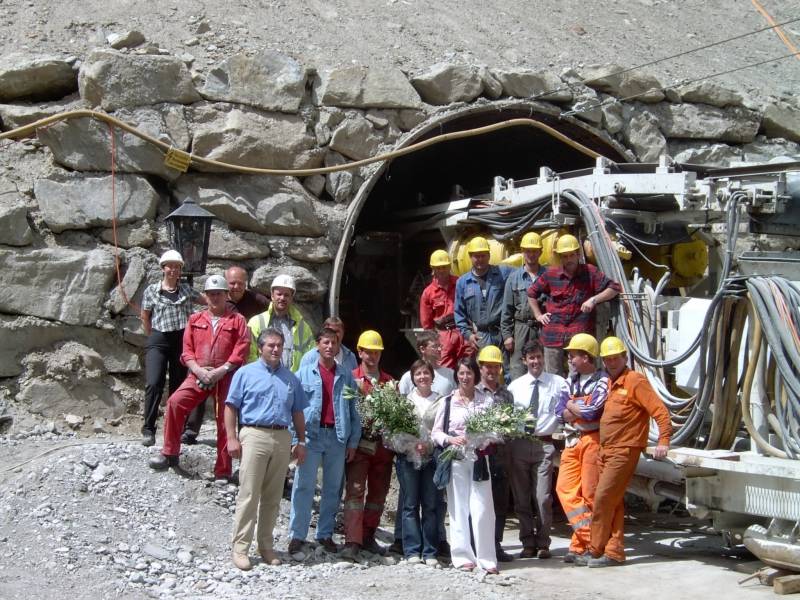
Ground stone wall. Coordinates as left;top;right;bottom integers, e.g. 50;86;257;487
1;43;798;428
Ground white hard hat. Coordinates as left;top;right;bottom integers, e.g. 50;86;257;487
204;274;229;292
159;250;184;266
271;274;296;291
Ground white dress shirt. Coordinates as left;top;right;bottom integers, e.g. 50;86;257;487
507;371;569;436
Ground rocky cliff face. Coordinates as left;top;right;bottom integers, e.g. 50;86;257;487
0;35;798;430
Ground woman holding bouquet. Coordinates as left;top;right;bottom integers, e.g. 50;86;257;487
431;357;498;573
396;359;443;565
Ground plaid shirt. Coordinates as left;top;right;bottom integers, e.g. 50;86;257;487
141;282;193;333
526;263;620;347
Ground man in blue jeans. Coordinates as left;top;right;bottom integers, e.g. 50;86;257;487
288;327;361;554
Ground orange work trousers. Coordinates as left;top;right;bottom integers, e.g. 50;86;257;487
555;431;600;554
588;445;641;562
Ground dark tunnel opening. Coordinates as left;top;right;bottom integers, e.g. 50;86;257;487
335;104;629;376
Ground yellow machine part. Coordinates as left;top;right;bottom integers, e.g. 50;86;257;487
623;236;709;288
449;229;568;276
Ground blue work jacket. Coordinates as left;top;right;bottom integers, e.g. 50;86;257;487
294;361;361;449
454;265;512;344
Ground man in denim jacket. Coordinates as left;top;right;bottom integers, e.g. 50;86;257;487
287;327;361;554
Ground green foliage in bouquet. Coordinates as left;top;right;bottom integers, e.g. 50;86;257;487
343;381;420;437
464;402;535;439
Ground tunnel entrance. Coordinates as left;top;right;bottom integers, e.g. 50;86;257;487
331;102;629;376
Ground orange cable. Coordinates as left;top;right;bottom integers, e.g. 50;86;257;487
751;0;800;61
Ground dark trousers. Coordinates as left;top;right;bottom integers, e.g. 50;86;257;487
396;456;439;559
142;329;186;435
491;451;511;545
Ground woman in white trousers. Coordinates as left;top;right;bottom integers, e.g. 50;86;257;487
432;356;498;573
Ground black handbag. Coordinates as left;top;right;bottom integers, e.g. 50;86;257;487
432;395;452;490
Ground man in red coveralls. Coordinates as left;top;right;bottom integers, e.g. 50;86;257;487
527;234;621;376
149;274;251;481
419;249;464;369
340;330;395;559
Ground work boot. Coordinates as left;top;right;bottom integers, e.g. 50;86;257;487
181;431;198;445
573;553;590;566
537;548;552;559
317;538;338;553
387;539;404;555
259;548;281;566
287;539;304;555
496;544;514;562
362;536;384;556
231;551;252;571
563;551;578;563
518;546;537;559
148;454;178;471
588;555;623;568
339;542;360;561
141;432;156;447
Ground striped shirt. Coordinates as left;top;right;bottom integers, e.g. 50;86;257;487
141;282;193;333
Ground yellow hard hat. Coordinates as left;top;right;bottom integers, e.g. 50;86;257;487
477;345;503;364
466;236;491;254
555;234;581;254
563;333;600;357
357;330;384;351
599;336;627;358
520;232;543;250
429;249;451;267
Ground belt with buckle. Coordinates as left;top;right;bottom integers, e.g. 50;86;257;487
247;423;288;430
319;423;335;429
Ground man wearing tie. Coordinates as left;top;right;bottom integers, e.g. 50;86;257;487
506;340;569;559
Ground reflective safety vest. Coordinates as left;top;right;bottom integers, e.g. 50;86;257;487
247;303;314;372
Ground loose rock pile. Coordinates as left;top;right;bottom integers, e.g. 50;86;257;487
0;434;518;598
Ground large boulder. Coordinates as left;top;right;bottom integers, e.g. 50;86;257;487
742;136;800;162
316;66;422;109
79;49;201;111
191;108;323;171
0;248;115;325
108;251;147;315
491;69;572;102
0;97;84;130
173;173;324;236
623;108;667;162
0;54;78;102
582;63;664;103
411;63;484;105
35;173;160;233
99;221;155;248
668;141;742;166
324;151;362;204
269;236;333;264
762;101;800;143
17;342;127;418
37;105;190;180
677;81;744;108
329;113;386;161
251;263;328;303
641;103;761;143
0;180;32;246
208;225;271;260
201;52;307;113
0;315;140;377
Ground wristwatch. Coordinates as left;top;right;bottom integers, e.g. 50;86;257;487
297;441;306;446
222;364;231;372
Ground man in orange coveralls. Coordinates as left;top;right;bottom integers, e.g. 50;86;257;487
555;333;609;563
149;275;251;481
575;336;671;568
419;250;464;369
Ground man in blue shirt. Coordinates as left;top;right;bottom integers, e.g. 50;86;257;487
225;328;309;571
454;235;512;356
288;327;361;556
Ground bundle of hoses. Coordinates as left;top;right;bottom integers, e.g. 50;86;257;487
469;187;800;455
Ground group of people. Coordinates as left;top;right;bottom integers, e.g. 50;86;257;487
139;229;672;574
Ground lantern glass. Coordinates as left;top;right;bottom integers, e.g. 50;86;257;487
165;199;215;276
